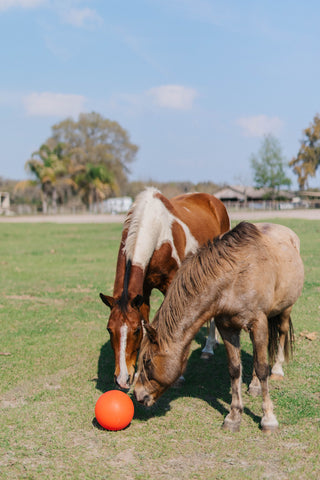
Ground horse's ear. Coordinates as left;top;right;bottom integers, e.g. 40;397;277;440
143;321;158;345
131;295;144;310
99;293;115;309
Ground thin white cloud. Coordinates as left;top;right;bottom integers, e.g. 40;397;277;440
0;1;103;30
236;114;284;138
147;85;198;110
60;7;103;28
23;92;86;117
160;0;229;26
0;0;44;10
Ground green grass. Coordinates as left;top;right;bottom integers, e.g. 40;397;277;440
1;219;319;479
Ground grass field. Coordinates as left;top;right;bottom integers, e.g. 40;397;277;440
1;219;319;480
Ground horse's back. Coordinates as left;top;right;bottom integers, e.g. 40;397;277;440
255;223;300;252
255;223;304;310
170;193;230;241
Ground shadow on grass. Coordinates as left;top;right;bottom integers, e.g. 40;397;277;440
95;340;116;393
94;325;261;428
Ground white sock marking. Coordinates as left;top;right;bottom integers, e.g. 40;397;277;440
202;320;219;354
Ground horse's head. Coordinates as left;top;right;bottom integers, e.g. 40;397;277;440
134;323;182;407
100;292;149;389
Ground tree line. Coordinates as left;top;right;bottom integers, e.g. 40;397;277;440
15;112;138;213
5;112;320;213
250;114;320;196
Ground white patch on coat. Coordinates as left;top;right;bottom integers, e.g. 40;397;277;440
117;324;129;386
123;187;199;269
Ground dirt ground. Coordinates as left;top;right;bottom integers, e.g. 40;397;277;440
1;208;320;223
0;213;127;223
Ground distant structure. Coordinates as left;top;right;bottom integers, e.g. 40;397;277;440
214;185;293;209
214;185;269;204
101;196;132;214
0;192;10;214
298;191;320;208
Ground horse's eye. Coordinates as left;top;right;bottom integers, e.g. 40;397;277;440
134;326;141;336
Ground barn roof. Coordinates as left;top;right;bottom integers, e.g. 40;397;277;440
214;185;270;201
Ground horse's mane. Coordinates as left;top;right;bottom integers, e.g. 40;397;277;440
117;259;132;313
153;221;262;345
122;187;162;262
118;187;164;312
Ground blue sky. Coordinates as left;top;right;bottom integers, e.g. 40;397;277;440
1;0;320;189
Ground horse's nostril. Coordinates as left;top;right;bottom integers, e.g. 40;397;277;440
142;394;150;406
134;391;150;406
115;375;130;391
134;389;148;404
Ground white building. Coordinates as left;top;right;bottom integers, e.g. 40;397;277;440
0;192;10;214
101;196;132;214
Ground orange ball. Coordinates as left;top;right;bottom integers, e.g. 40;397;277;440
95;390;134;431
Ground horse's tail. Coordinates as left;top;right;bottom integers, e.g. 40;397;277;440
268;316;294;365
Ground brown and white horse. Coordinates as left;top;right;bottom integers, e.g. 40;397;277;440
100;187;230;389
134;222;304;433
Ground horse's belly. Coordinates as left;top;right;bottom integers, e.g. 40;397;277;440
268;267;304;316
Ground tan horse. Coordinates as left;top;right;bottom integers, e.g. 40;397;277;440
134;222;304;433
100;187;230;389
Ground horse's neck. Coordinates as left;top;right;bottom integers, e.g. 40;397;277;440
158;292;217;351
113;248;145;299
114;196;173;299
123;193;180;270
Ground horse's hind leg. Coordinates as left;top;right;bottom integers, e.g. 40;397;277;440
248;331;262;397
251;313;278;433
201;319;219;360
250;306;294;394
270;306;293;380
217;324;243;432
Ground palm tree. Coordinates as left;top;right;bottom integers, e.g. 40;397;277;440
74;163;118;212
25;143;70;213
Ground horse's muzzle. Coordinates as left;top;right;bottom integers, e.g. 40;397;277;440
115;373;133;391
134;386;154;407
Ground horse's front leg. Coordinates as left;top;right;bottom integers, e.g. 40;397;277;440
251;314;279;433
201;319;219;359
218;324;243;432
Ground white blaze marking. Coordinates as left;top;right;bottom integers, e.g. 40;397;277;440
118;324;129;386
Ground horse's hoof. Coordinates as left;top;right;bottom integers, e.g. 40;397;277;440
200;352;214;360
261;415;279;434
222;418;241;433
270;373;284;381
248;385;262;397
261;424;279;435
